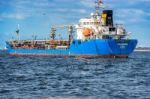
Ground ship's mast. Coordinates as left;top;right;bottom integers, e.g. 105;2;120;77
68;25;74;45
50;28;56;40
95;0;104;14
16;24;20;41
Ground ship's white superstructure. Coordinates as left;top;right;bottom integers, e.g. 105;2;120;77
75;0;127;40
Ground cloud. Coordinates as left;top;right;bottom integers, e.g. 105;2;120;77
79;9;87;14
115;8;150;24
0;17;3;21
1;13;30;20
115;20;125;24
0;0;88;21
80;0;95;8
130;0;150;3
54;8;86;14
0;0;54;20
116;9;149;17
1;0;150;23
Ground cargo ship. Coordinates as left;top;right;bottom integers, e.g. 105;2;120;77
6;0;137;58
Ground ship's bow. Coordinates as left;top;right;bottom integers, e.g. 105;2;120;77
94;39;137;58
107;39;138;57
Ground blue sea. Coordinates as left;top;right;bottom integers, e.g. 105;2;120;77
0;51;150;99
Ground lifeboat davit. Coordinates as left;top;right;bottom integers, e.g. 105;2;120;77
82;28;92;37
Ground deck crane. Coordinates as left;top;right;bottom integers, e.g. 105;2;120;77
50;25;75;45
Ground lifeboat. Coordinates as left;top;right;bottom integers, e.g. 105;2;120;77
82;28;92;37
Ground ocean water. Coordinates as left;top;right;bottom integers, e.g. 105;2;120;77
0;51;150;99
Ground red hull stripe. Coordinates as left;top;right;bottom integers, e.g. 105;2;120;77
10;53;128;58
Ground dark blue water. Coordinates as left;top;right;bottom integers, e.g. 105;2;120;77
0;51;150;99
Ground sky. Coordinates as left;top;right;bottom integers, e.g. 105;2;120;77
0;0;150;48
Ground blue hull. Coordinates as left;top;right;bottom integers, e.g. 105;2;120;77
6;39;137;58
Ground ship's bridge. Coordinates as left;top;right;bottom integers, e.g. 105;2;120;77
79;13;101;26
